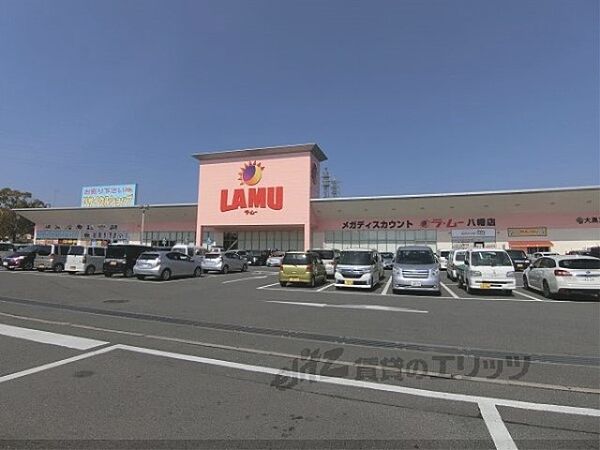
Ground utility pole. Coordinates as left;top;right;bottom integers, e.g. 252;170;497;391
140;205;150;244
322;168;331;198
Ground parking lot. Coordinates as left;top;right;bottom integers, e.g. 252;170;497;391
0;266;598;449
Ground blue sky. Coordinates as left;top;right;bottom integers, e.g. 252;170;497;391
1;0;598;206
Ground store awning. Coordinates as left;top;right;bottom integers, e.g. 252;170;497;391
509;240;553;249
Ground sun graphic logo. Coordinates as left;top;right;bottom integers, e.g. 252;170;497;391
238;161;265;186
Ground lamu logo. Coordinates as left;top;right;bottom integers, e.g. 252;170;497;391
220;161;283;212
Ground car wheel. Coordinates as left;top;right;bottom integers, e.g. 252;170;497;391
221;265;229;274
160;269;171;281
124;268;134;278
542;280;553;299
466;281;473;295
523;275;529;290
85;265;95;276
280;281;286;287
37;268;44;272
24;261;33;271
136;275;145;280
104;272;113;277
242;264;248;272
194;267;202;277
54;263;64;273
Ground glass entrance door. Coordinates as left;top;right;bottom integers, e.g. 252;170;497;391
223;232;239;251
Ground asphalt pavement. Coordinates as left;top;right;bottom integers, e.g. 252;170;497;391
0;266;598;449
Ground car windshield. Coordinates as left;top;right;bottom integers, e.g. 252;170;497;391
559;259;600;269
15;245;38;253
395;250;435;265
455;252;466;262
283;253;308;265
138;253;160;260
506;250;527;259
106;247;127;258
36;246;52;256
0;243;13;251
270;253;284;258
205;253;221;259
381;253;394;259
311;250;334;260
339;251;372;265
68;246;85;256
471;251;513;266
440;251;450;258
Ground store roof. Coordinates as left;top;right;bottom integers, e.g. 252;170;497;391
192;143;327;163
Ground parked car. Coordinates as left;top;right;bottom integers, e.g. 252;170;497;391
172;244;206;258
235;250;249;262
458;249;516;295
392;246;441;295
103;244;152;277
202;251;248;274
0;242;15;260
380;252;394;270
505;249;530;272
528;251;559;262
266;251;285;267
523;256;600;299
437;250;450;270
247;250;268;266
446;249;466;281
34;244;72;272
134;251;203;281
308;249;340;277
335;249;384;290
279;251;327;287
66;246;106;275
2;245;50;271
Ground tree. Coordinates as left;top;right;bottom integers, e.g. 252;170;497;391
0;188;47;242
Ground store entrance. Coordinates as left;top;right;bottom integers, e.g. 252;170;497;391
223;232;239;250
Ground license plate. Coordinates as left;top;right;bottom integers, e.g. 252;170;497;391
70;266;76;270
481;283;491;289
345;280;353;285
290;278;300;282
110;261;117;266
38;265;45;268
410;280;422;287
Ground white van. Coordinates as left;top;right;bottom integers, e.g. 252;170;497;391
66;246;106;275
458;248;516;295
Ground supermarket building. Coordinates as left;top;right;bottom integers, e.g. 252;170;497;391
16;144;600;254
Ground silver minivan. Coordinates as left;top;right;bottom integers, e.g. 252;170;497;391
392;246;441;295
334;249;385;289
34;244;71;272
66;246;106;275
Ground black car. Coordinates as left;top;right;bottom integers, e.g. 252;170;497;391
103;244;152;277
2;245;50;271
247;250;268;266
505;249;530;271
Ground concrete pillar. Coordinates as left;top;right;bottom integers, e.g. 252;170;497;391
304;224;311;251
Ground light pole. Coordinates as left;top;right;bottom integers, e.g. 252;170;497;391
140;204;150;244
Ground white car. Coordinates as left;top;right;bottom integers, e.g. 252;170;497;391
528;251;559;262
523;255;600;299
65;246;106;275
446;249;466;281
437;250;450;270
266;252;285;267
458;249;516;295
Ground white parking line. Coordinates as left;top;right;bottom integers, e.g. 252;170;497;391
316;282;334;292
0;345;118;385
257;282;281;290
381;276;393;295
440;282;459;299
479;401;518;450
0;323;108;350
222;275;268;284
513;289;545;301
265;300;428;314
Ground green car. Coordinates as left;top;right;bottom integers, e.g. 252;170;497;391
279;252;327;287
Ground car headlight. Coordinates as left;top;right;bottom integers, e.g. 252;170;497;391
469;270;482;277
506;271;515;278
16;256;25;260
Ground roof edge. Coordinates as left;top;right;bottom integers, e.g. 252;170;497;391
192;143;327;162
13;202;198;213
311;185;600;203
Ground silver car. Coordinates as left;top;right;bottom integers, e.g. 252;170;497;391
308;249;340;277
392;246;441;295
202;251;248;274
134;251;203;281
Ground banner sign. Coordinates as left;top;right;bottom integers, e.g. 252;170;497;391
507;227;547;237
81;184;137;208
451;228;496;242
